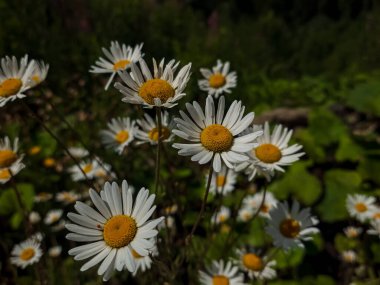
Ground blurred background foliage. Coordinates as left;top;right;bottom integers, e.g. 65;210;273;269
0;0;380;284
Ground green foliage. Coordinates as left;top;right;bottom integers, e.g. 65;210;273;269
346;80;380;116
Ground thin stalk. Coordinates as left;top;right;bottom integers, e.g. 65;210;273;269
46;100;116;178
154;107;162;195
22;101;96;190
186;155;215;243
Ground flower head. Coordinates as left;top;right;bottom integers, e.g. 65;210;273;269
199;260;246;285
235;248;276;280
10;238;43;269
242;191;278;219
346;194;376;222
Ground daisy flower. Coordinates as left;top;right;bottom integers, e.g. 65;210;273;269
198;60;237;98
172;96;262;173
265;200;319;250
0;136;23;169
68;147;89;159
135;111;175;145
207;165;237;196
367;220;380;238
0;159;25;184
163;204;178;215
341;250;357;264
371;206;380;221
34;192;53;202
29;211;41;224
132;243;158;276
158;216;175;230
28;60;49;88
90;41;143;90
240;123;304;179
199;260;245;285
0;55;36;107
100;117;136;154
235;249;276;280
242;191;278;218
68;159;101;181
52;220;66;232
44;209;63;225
48;246;62;258
10;238;43;269
238;207;254;222
211;206;231;225
343;226;362;239
65;180;164;281
114;58;192;108
56;191;81;205
346;194;376;222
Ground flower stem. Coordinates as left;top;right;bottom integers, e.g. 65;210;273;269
154;107;162;195
186;155;215;243
22;101;97;190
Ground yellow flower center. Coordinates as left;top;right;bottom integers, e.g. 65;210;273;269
115;130;129;144
279;218;301;238
0;168;11;180
212;275;229;285
216;175;226;187
82;164;93;174
355;203;367;213
43;158;55;168
29;146;41;155
260;204;269;213
255;144;282;163
131;249;143;259
373;213;380;219
148;127;170;142
218;214;228;223
200;124;233;152
0;78;22;97
32;75;40;83
62;193;76;203
20;248;35;261
113;59;131;71
243;253;264;271
0;150;18;168
138;79;175;105
209;73;226;89
103;215;137;248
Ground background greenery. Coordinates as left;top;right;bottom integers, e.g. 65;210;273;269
0;0;379;284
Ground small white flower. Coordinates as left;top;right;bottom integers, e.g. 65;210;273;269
51;220;66;232
100;117;136;154
90;41;143;90
48;246;62;258
44;209;63;225
34;192;53;202
56;191;81;205
343;226;362;239
235;249;276;280
265;200;319;250
0;159;25;184
346;194;376;222
173;96;263;173
367;220;380;238
199;260;246;285
10;238;43;269
198;60;237;98
341;250;357;263
238;207;254;222
67;147;89;159
242;191;278;219
27;60;49;88
29;211;41;224
135;111;175;145
158;216;175;230
115;58;192;108
68;159;101;181
211;206;231;225
207;165;237;196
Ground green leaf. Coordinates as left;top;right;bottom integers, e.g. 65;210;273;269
301;275;336;285
269;161;322;205
0;183;34;217
295;129;326;162
275;248;305;269
336;136;364;162
36;131;57;156
358;158;380;185
334;233;359;252
346;80;380;116
316;170;361;222
11;212;23;229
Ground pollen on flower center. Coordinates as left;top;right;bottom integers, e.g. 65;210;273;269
148;127;170;141
32;75;40;83
0;78;22;97
0;168;11;180
216;175;226;187
131;249;143;259
138;79;175;105
212;275;229;285
243;253;264;271
103;215;137;248
115;130;129;144
355;203;367;213
260;204;269;213
82;164;93;174
200;124;233;152
254;143;282;163
279;218;301;238
0;150;18;168
20;248;35;261
209;73;226;89
113;59;131;71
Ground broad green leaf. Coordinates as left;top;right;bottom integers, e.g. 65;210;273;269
346;80;380;116
336;136;364;162
275;248;305;269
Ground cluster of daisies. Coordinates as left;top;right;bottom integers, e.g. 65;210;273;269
2;41;318;283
